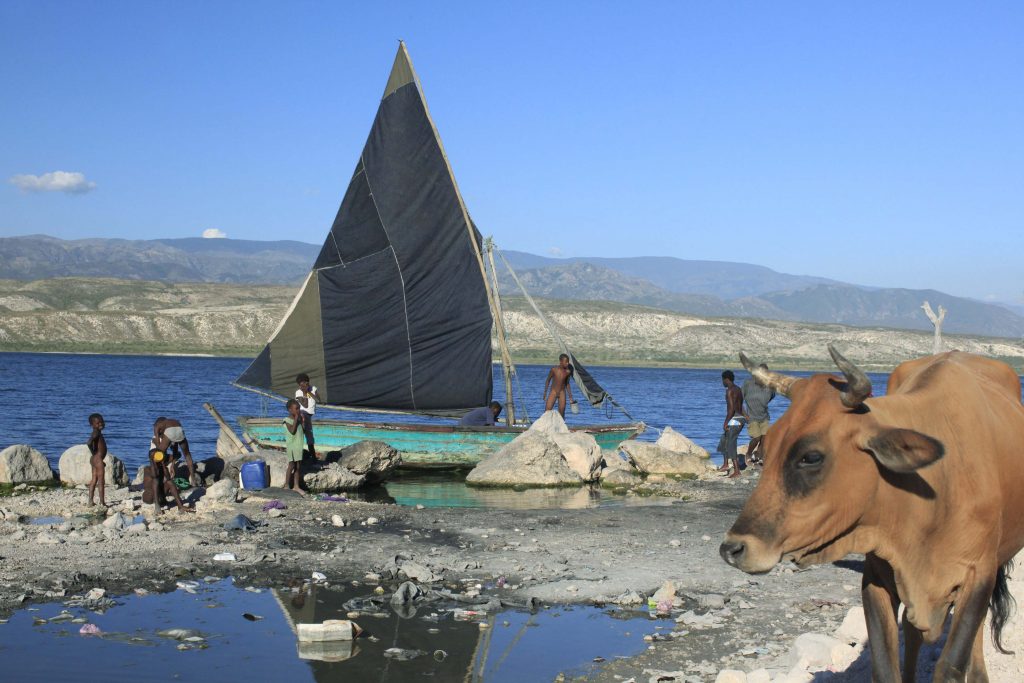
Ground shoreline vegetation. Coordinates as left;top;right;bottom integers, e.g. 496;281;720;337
1;276;1022;372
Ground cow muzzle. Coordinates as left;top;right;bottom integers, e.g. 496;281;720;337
719;533;780;574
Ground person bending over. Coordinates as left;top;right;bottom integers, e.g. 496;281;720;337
459;402;504;427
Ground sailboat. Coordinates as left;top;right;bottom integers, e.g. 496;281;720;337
234;42;643;469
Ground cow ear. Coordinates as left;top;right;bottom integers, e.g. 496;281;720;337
864;428;945;473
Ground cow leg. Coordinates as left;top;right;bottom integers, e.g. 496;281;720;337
933;574;994;682
965;626;988;683
901;610;923;683
863;555;902;682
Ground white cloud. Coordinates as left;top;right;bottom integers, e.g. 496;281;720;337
9;171;96;194
548;247;563;256
202;228;227;239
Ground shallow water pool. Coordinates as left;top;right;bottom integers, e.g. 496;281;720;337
344;471;682;510
0;579;664;682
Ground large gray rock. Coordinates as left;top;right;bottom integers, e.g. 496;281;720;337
203;478;239;505
551;431;602;482
58;445;129;486
528;410;571;435
600;467;641;487
656;426;710;459
0;445;53;484
338;441;401;483
466;431;583;487
302;463;367;492
619;441;713;476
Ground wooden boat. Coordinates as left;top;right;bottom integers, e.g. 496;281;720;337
239;416;641;469
232;43;644;467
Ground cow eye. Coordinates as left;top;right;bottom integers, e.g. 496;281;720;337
798;451;825;468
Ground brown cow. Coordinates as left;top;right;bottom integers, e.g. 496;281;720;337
720;344;1024;682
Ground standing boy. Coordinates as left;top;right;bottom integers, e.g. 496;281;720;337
720;370;746;478
543;354;577;417
283;399;307;495
295;374;321;459
87;413;107;507
742;364;776;465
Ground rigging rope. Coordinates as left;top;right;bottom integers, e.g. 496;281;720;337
496;249;637;421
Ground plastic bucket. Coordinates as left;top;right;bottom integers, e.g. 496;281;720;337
240;461;268;490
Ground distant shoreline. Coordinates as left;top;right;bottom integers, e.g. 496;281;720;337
1;347;908;373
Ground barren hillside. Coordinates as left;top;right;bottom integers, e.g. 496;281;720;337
1;278;1021;371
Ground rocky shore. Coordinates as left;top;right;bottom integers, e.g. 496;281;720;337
4;472;1022;682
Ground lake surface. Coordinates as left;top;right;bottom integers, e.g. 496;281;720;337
0;578;661;682
0;351;893;472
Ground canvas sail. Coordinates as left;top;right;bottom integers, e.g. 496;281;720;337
235;43;493;412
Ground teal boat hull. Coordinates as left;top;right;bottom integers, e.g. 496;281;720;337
238;416;644;469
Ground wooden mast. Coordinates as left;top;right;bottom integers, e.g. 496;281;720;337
485;238;518;424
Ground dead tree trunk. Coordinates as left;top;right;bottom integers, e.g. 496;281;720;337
921;301;946;355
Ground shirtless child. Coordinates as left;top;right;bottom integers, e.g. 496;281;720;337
87;413;107;507
543;354;577;417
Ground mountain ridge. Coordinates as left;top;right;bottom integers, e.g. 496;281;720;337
1;234;1021;338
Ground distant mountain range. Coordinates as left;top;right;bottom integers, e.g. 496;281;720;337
0;234;318;284
1;234;1022;339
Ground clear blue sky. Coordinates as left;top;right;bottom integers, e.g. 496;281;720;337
1;1;1021;303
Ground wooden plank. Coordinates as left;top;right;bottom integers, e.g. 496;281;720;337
203;402;252;454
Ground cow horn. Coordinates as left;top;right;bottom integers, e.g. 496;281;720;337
738;351;799;397
827;343;872;409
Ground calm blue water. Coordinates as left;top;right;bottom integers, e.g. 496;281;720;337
0;352;891;471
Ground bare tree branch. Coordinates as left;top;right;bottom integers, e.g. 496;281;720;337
921;301;946;354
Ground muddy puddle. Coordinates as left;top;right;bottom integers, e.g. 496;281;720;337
341;471;680;510
0;579;665;682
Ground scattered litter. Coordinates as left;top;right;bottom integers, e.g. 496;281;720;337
223;514;262;532
383;647;425;661
157;628;204;640
296;619;362;642
312;572;327;583
261;500;287;512
453;609;485;621
244;587;262;593
242;613;263;622
79;623;102;635
433;650;448;662
85;588;106;601
316;494;349;503
176;581;200;592
213;553;237;562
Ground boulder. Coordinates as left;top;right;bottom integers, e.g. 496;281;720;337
834;606;868;645
715;671;747;683
195;456;225;483
204;478;239;505
132;466;145;486
0;445;53;484
550;431;602;482
656;426;710;459
619;441;713;476
302;463;367;492
746;670;771;683
600;467;641;487
528;410;571;435
338;441;401;483
791;633;854;670
466;431;583;487
58;445;129;486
